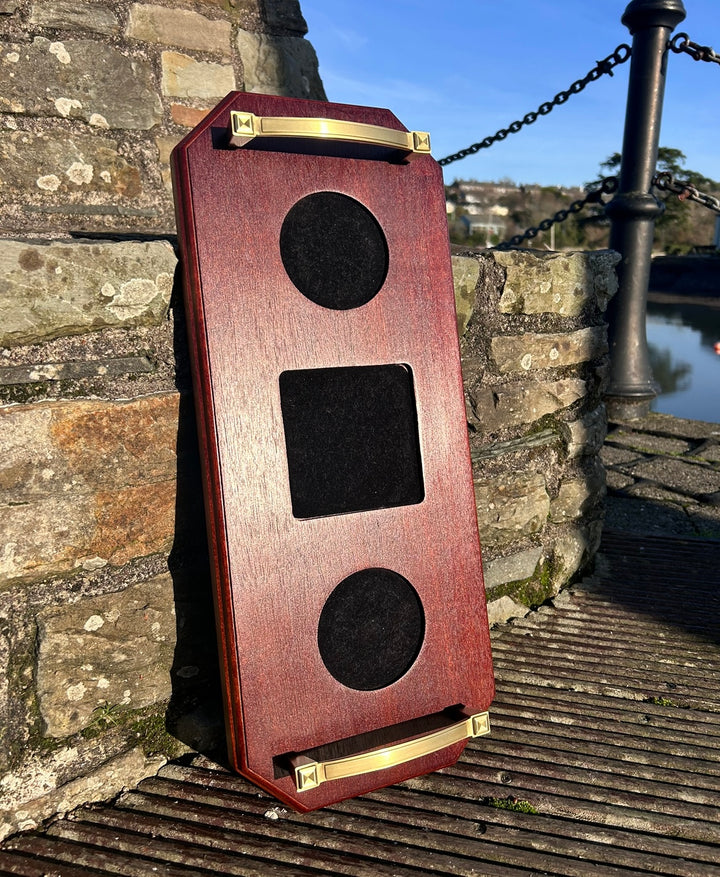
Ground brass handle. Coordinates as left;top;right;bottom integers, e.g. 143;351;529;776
228;111;431;157
292;711;489;792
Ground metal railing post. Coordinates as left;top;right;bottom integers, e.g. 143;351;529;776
604;0;686;420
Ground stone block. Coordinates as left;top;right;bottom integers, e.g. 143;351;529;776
552;522;602;589
606;469;635;491
0;239;175;347
0;478;176;585
236;30;326;100
687;504;720;540
693;441;720;463
127;4;232;56
1;129;142;202
486;595;529;627
0;631;9;764
0;392;179;500
468;378;586;433
0;38;162;129
170;105;211;128
36;572;176;736
194;0;263;30
29;1;120;35
606;429;693;456
0;394;179;584
0;746;165;840
0;356;154;387
550;462;605;523
590;250;621;311
550;480;593;523
264;0;308;34
562;404;608;459
491;326;608;374
474;470;549;547
483;547;544;591
161;51;236;99
600;444;644;466
452;256;480;337
156;135;181;191
616;412;719;441
495;249;619;317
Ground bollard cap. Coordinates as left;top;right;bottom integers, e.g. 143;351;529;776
622;0;686;34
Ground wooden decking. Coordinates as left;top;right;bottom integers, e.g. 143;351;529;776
1;526;719;876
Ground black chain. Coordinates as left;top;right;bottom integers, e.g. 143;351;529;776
438;45;631;167
652;171;720;214
669;32;720;66
494;177;618;250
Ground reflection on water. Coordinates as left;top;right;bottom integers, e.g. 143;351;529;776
648;345;691;395
646;298;720;423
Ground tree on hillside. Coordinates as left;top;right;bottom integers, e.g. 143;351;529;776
599;147;720;253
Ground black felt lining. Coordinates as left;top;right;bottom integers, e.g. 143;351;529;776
279;191;388;310
279;364;424;519
317;568;425;691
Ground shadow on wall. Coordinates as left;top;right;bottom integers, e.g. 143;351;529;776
166;296;227;762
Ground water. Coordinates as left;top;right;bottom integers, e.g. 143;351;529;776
646;297;720;423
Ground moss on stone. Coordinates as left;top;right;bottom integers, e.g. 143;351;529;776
129;707;184;759
487;558;556;610
3;627;56;770
31;701;182;768
77;702;183;759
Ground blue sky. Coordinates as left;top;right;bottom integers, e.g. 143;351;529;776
301;0;720;188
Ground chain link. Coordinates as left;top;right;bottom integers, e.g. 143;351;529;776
669;32;720;66
494;177;618;250
652;171;720;214
438;45;631;167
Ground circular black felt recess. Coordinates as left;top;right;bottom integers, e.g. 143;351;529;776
318;568;425;691
279;192;388;310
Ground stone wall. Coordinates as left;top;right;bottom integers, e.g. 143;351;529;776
454;248;619;626
0;0;619;841
0;0;327;840
0;0;325;236
0;239;190;839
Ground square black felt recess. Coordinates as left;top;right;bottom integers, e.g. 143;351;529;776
279;364;425;519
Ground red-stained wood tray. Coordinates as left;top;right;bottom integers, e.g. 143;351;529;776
171;92;494;811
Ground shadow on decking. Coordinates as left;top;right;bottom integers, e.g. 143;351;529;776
598;527;720;646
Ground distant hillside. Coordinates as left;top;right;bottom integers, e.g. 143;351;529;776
446;178;719;253
445;179;605;249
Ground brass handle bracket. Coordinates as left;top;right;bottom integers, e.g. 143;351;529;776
228;111;431;159
292;711;489;792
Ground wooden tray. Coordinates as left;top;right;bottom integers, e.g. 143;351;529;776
171;92;494;811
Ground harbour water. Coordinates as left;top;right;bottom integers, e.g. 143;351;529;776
646;297;720;423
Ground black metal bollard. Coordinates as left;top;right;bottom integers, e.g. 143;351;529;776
604;0;686;421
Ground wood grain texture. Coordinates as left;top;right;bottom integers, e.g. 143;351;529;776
171;92;494;811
